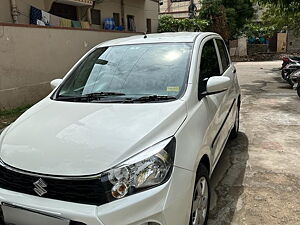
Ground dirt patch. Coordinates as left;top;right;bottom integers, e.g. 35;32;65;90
0;105;31;129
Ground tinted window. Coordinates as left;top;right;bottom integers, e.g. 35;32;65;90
200;40;220;79
216;39;230;72
56;43;192;100
198;40;220;98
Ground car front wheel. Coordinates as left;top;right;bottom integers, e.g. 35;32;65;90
190;164;210;225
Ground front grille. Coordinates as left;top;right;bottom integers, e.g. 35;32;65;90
0;165;112;206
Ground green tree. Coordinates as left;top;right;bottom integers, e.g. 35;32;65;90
198;0;255;39
255;0;300;9
158;16;209;33
198;0;230;40
255;0;300;33
222;0;255;38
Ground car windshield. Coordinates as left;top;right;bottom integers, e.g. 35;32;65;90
55;43;192;102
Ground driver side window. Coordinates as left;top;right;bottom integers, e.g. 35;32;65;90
198;39;220;99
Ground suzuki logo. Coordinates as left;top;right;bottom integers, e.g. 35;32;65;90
33;178;47;196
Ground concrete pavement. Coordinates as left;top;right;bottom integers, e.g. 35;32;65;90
208;61;300;225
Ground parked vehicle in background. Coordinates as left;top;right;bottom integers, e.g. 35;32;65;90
290;69;300;97
281;56;300;70
281;62;300;87
0;32;240;225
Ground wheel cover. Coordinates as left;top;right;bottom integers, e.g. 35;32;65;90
191;177;209;225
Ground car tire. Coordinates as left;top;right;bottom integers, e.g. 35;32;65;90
230;102;240;139
297;84;300;97
189;164;210;225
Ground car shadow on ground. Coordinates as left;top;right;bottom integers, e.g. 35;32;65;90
240;80;267;95
208;132;249;225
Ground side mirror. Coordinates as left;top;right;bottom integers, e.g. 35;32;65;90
50;79;63;90
206;76;231;95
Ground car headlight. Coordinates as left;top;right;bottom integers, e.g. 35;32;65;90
102;137;176;200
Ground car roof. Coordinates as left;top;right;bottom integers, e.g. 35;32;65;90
97;32;216;47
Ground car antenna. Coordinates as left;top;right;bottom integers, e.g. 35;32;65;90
144;32;147;39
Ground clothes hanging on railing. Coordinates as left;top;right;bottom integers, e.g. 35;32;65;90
30;6;42;25
60;18;72;28
81;21;90;29
29;5;89;29
72;21;82;28
50;14;60;27
103;18;115;30
41;11;50;25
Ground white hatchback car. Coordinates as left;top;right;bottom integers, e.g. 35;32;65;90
0;32;240;225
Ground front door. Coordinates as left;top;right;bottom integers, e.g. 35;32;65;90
198;38;232;166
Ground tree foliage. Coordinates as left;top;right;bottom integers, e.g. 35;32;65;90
255;0;300;9
255;0;300;33
159;0;255;40
198;0;255;40
241;23;276;38
158;16;209;33
199;1;231;41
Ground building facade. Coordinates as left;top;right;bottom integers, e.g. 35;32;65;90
159;0;201;19
0;0;159;33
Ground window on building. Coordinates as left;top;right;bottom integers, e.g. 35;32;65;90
127;15;136;32
49;2;77;21
91;9;101;25
113;13;120;27
146;19;152;33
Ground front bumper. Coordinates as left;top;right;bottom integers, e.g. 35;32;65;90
0;167;194;225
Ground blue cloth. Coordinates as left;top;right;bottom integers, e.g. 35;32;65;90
115;26;124;31
30;6;42;25
104;18;115;30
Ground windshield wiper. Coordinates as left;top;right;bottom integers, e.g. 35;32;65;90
56;92;125;102
123;95;177;103
85;92;126;97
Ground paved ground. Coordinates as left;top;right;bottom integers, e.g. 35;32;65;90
208;61;300;225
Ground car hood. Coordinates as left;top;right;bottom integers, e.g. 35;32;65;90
0;98;187;176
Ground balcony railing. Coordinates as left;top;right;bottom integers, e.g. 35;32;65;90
56;0;93;6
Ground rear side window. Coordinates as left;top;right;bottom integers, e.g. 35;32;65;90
216;39;230;72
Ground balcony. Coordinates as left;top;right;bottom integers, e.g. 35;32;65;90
55;0;94;6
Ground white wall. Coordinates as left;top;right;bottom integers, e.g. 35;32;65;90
94;0;158;33
93;0;122;23
145;0;159;32
0;24;139;110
